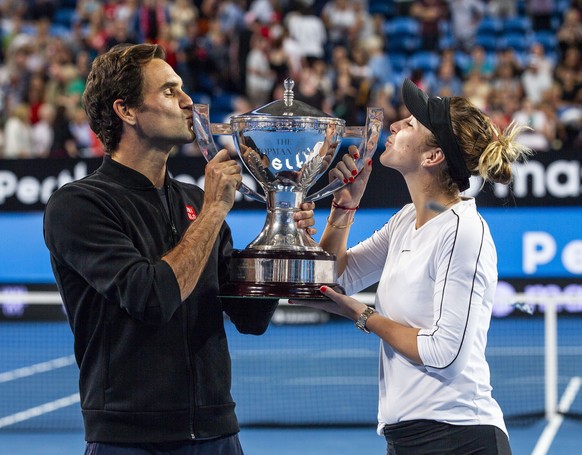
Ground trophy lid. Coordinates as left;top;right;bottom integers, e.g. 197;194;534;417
234;78;342;121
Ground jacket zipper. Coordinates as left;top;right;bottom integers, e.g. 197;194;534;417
164;183;196;439
183;303;196;439
165;181;179;242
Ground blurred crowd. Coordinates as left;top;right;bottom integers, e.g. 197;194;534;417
0;0;580;159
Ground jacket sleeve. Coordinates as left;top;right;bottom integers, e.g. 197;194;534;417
218;223;278;335
44;184;183;325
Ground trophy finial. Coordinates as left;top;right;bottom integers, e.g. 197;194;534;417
283;78;295;106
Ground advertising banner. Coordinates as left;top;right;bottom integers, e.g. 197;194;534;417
0;153;581;212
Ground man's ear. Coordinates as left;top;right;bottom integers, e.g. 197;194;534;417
421;147;446;168
113;100;136;125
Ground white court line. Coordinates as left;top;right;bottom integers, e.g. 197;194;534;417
531;376;582;455
0;355;76;383
0;393;80;429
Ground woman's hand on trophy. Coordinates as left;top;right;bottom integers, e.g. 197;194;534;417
293;201;317;236
289;286;368;322
328;145;373;209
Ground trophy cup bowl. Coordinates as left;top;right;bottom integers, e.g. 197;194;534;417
193;79;383;299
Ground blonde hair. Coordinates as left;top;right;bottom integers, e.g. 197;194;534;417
428;97;533;191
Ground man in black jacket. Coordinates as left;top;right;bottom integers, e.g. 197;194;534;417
43;43;316;454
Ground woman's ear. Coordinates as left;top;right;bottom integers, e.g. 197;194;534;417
113;100;136;125
421;147;446;168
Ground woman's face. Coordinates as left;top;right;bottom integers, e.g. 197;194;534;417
379;115;433;175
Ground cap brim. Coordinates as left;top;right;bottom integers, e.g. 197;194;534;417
402;79;432;133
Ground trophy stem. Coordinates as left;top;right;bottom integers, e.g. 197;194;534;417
247;189;320;251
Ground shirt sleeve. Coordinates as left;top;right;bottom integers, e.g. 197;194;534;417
417;213;494;380
338;221;391;296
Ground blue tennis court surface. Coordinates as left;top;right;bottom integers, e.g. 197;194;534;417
1;314;581;454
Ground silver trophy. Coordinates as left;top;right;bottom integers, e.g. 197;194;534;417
193;79;383;299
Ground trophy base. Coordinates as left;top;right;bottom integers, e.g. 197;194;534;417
220;282;345;300
220;249;343;300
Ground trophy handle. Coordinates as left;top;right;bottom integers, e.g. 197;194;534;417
305;107;384;203
192;104;266;203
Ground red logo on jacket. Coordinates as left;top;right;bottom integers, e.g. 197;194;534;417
185;205;197;221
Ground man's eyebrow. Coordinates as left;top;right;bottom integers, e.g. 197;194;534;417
160;80;181;90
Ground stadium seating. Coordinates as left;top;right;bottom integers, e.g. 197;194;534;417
474;34;499;53
384;17;421;53
477;16;503;36
409;51;440;73
368;0;396;17
500;33;532;53
502;16;532;35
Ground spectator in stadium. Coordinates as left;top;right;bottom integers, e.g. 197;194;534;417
2;102;33;158
527;0;555;31
432;59;463;97
31;102;55;158
363;34;395;103
556;8;582;57
351;0;376;44
321;0;358;53
168;0;199;42
245;29;275;106
554;46;582;88
462;68;491;111
410;0;449;51
463;45;495;80
295;79;532;454
521;53;554;106
512;97;554;152
48;104;78;158
487;0;517;18
446;0;486;52
284;2;327;64
331;70;360;124
43;43;316;454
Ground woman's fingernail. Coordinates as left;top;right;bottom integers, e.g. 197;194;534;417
351;169;358;176
349;177;354;182
343;178;348;184
368;159;372;166
353;153;360;159
320;286;328;293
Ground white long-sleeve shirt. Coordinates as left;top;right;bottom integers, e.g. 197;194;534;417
338;199;507;436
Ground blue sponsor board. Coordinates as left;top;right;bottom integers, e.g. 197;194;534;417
1;206;582;283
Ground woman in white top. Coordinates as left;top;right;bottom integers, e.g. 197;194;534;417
296;79;532;454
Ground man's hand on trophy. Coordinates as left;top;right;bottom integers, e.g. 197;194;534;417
328;145;373;209
203;149;243;214
293;201;317;236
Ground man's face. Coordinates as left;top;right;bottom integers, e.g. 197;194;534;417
133;58;194;149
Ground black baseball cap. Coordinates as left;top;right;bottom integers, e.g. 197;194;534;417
401;79;471;191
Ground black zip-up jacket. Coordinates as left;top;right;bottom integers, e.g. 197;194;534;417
43;156;278;443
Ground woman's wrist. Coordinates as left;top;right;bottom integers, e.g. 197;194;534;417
331;199;359;211
327;216;354;229
327;205;356;229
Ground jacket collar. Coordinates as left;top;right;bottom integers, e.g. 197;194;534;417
98;155;170;189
